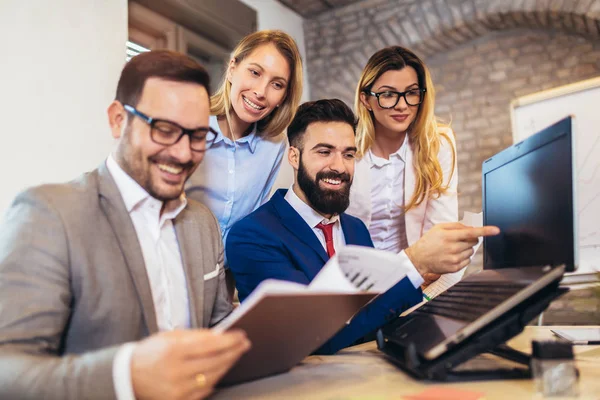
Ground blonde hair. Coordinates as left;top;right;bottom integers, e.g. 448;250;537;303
210;30;303;138
354;46;456;211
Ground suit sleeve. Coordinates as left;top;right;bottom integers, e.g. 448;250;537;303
227;215;423;355
316;275;423;355
315;221;423;355
0;190;118;400
422;128;459;234
226;218;311;302
209;225;234;326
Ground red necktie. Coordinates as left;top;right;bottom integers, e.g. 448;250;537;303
316;222;336;258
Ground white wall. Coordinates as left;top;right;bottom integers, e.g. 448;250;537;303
240;0;309;191
240;0;310;102
512;78;600;275
0;1;128;215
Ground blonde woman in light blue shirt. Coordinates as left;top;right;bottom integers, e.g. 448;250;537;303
186;30;303;248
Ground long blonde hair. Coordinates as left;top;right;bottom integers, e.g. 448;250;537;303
210;30;303;138
354;46;456;211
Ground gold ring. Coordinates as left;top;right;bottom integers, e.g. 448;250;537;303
195;373;207;388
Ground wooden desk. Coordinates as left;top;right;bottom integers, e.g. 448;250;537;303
214;327;600;399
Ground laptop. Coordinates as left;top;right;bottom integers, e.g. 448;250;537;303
483;116;577;272
379;116;575;362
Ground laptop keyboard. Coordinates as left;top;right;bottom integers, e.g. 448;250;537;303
415;281;529;322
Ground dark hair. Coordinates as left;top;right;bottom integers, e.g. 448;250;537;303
115;50;210;107
287;99;357;149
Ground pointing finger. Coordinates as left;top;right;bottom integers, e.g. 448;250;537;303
453;226;499;241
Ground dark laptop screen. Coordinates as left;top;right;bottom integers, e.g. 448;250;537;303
483;117;576;272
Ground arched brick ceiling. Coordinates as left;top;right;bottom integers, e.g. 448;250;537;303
305;0;600;103
276;0;364;18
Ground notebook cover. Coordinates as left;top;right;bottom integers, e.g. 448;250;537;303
219;292;376;385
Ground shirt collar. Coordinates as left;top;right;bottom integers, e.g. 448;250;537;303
209;115;225;146
210;115;259;153
106;154;187;219
284;184;340;228
366;134;408;168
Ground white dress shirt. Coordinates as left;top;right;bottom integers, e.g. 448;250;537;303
284;185;346;251
284;185;423;289
186;115;286;247
106;155;191;400
366;136;409;253
347;127;458;247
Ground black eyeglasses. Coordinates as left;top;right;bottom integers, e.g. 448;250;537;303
123;104;217;152
364;88;426;109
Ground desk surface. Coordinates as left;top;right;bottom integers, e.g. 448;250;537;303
214;326;600;399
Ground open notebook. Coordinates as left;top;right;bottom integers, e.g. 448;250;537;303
213;245;410;385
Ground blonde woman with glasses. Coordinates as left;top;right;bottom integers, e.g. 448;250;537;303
186;30;303;246
347;46;458;259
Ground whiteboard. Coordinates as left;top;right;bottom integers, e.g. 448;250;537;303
511;77;600;275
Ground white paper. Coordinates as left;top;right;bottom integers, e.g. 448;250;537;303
422;211;484;300
310;245;407;293
307;253;358;293
214;246;409;332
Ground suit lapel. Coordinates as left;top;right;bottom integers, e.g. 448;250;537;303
271;190;329;264
173;210;204;328
340;213;361;245
352;157;373;226
404;140;416;211
404;140;425;245
96;163;159;334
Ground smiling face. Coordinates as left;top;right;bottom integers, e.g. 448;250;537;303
289;121;357;216
361;66;421;136
227;43;291;125
109;77;210;202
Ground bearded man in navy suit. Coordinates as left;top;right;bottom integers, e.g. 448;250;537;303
226;99;498;355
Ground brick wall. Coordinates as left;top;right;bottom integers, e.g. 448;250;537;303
306;0;600;102
304;0;600;266
430;28;600;216
303;0;600;322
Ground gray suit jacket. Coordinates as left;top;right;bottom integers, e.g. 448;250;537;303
0;163;233;399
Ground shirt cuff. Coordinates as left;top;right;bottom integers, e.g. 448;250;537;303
397;250;424;289
113;342;137;400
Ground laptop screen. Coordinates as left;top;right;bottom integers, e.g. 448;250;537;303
482;116;576;272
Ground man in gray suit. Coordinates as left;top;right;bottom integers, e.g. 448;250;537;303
0;50;249;400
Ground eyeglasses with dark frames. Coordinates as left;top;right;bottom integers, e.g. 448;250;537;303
123;104;216;152
364;87;427;109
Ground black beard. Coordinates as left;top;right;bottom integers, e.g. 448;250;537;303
296;154;352;216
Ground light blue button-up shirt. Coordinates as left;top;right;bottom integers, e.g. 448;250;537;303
186;115;286;247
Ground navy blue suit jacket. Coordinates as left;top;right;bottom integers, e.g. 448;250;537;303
226;189;423;354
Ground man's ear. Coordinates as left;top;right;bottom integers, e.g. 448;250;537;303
288;146;300;171
107;101;127;139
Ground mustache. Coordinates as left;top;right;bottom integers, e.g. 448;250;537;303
149;155;195;170
316;171;351;183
